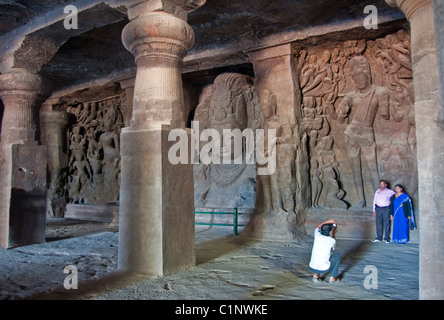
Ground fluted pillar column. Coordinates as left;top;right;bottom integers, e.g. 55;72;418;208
0;68;51;144
118;77;135;127
40;106;72;217
386;0;444;300
0;68;51;248
118;0;205;275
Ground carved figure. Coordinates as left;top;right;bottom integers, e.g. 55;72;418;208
297;31;416;212
261;89;296;214
193;73;260;210
336;56;390;208
66;94;124;205
317;136;347;209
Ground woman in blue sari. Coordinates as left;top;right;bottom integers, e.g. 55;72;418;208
390;184;416;244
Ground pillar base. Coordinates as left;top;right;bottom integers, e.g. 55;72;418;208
118;126;195;275
0;142;47;248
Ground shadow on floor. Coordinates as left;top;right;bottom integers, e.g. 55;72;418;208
24;270;144;300
195;229;259;265
336;224;373;280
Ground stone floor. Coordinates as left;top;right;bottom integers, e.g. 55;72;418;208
0;219;419;300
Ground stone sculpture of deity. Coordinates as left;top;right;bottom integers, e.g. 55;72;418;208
334;56;390;208
193;72;261;210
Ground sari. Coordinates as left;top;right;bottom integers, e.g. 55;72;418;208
392;193;416;244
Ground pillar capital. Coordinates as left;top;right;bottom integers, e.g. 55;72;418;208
0;68;52;144
122;0;206;65
385;0;431;20
0;68;51;100
121;1;204;129
122;11;194;65
40;109;71;127
247;43;296;64
126;0;206;21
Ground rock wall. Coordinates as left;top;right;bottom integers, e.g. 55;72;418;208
44;29;416;232
192;28;417;232
66;94;125;205
297;29;416;209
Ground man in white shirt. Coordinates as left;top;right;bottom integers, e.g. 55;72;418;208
309;219;341;283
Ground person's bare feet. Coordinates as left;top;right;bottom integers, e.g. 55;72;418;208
329;277;336;283
312;273;321;282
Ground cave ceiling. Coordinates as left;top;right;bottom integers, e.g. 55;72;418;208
0;0;405;92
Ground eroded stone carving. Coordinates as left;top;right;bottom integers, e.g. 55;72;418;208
297;30;416;209
299;48;347;209
336;55;390;208
66;94;124;205
193;72;261;210
260;89;297;215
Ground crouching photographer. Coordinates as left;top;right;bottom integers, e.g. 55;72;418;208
308;219;341;283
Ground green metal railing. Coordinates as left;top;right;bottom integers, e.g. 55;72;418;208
194;208;244;236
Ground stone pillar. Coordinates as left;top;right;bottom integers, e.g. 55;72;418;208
40;106;71;217
0;68;51;144
118;77;135;127
434;0;444;122
118;0;204;275
247;44;308;239
0;68;51;248
386;0;444;300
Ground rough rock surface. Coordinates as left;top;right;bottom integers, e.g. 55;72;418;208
0;221;418;300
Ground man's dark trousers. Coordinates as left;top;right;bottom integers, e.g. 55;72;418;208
375;205;391;241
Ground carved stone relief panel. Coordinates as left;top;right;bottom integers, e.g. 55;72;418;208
256;88;300;216
193;72;261;210
66;93;125;205
297;29;416;209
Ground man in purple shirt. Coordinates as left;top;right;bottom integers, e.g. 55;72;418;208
372;180;395;243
